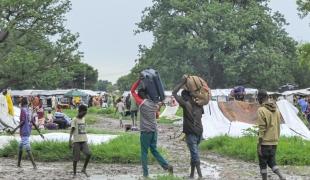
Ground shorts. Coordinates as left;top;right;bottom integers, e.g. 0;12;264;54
73;142;91;161
131;110;138;118
19;136;31;151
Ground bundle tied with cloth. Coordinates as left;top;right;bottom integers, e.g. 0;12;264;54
182;75;211;106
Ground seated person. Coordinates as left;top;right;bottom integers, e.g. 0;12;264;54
54;112;71;129
45;110;58;130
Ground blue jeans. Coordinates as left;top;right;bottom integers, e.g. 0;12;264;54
186;134;202;163
140;132;169;177
19;136;31;151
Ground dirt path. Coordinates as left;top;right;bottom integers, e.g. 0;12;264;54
1;117;310;180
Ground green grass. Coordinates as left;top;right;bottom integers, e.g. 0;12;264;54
200;135;310;165
62;108;99;125
175;107;183;117
155;175;182;180
0;134;167;163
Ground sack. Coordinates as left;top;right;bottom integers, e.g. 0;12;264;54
183;75;210;106
140;68;165;102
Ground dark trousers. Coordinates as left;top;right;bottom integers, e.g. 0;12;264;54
258;145;278;173
186;134;202;163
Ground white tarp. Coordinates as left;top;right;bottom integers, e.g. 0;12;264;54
277;100;310;139
0;133;118;149
0;95;20;130
201;100;310;140
160;105;179;119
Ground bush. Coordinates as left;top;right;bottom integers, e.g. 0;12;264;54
200;136;310;165
0;134;167;163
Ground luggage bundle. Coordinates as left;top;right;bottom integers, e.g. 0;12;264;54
183;75;210;106
231;86;245;101
140;68;165;103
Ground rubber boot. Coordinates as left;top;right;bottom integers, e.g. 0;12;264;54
274;169;286;180
261;173;267;180
196;161;202;179
189;161;195;178
73;161;77;176
81;155;91;177
26;150;37;169
17;150;23;167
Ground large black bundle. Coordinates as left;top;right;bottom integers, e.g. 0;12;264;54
140;68;165;102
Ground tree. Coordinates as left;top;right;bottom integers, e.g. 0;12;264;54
116;74;137;92
0;0;99;90
297;0;310;18
95;80;112;91
129;0;299;90
60;63;98;90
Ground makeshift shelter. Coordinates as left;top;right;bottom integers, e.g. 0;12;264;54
64;89;88;97
0;94;20;130
201;100;310;140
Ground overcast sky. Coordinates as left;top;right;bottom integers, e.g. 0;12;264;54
65;0;310;83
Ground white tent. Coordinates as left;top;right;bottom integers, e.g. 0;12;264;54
0;95;20;130
201;100;310;140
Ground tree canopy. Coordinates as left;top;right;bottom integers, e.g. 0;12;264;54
0;0;99;90
118;0;301;91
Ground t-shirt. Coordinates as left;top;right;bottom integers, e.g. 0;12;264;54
130;96;138;111
139;99;158;132
19;107;33;137
71;117;88;143
116;102;125;113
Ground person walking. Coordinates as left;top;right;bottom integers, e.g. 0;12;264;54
130;94;139;127
131;79;173;178
10;97;44;169
115;98;125;128
257;90;286;180
172;77;204;179
69;104;92;177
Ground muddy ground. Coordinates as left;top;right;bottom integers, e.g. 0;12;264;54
1;117;310;180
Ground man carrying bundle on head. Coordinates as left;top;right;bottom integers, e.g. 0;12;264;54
257;90;286;180
131;68;173;178
172;75;209;179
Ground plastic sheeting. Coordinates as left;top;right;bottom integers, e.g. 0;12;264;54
202;100;310;140
277;100;310;139
0;95;20;130
160;105;179;119
0;133;118;149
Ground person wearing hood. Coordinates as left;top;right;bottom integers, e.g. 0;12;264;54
257;90;286;180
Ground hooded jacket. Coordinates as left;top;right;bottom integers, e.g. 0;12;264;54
257;102;281;145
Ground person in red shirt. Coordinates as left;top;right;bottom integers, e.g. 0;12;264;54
131;79;173;178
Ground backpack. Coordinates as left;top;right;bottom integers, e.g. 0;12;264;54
183;75;211;106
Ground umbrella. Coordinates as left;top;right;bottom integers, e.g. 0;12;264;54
64;89;88;97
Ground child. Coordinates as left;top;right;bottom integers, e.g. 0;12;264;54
115;98;125;128
10;97;44;169
69;105;91;177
